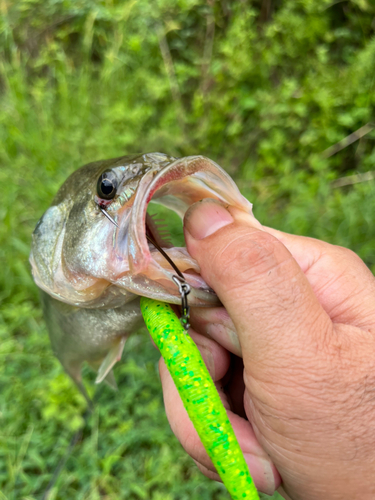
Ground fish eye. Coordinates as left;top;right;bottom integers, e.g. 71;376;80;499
97;171;118;200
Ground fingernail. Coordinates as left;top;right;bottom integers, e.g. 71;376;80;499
195;344;215;379
184;199;234;240
206;324;242;357
244;454;278;496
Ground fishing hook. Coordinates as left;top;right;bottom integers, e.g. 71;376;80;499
146;234;190;331
99;206;119;228
98;206;190;330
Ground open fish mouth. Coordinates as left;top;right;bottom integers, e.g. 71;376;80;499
30;153;252;309
114;155;252;306
29;153;253;394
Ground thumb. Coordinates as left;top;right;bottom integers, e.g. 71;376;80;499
183;199;331;369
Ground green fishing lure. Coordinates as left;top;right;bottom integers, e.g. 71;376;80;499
140;297;259;500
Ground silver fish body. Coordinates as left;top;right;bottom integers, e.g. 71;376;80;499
30;153;252;399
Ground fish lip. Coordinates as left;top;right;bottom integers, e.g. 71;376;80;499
124;155;252;305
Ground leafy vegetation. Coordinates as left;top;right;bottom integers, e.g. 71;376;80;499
1;0;375;498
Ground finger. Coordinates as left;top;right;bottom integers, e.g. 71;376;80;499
189;329;231;381
184;199;332;367
190;306;242;356
191;226;375;354
193;459;221;482
277;486;293;500
159;356;281;495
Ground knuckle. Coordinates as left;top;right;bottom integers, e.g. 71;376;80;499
181;429;209;465
334;245;363;266
212;229;289;288
194;460;220;481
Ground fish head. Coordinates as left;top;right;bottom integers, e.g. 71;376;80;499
30;153;252;309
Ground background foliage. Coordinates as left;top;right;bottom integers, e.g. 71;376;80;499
1;0;375;498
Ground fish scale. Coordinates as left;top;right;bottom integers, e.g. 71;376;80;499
30;153;252;403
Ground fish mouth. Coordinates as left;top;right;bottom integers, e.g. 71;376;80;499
119;155;252;306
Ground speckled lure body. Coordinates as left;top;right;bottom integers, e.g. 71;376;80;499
140;297;259;500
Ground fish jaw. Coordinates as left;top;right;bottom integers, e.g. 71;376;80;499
30;153;252;309
30;199;136;308
116;155;253;305
30;153;253;398
30;154;164;307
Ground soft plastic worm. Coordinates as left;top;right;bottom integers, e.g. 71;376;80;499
140;297;260;500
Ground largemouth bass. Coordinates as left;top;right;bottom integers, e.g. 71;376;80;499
30;153;251;400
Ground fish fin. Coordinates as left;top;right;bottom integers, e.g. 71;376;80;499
104;370;118;390
65;363;93;410
95;337;126;385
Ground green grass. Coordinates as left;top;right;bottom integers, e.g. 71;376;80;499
1;0;375;498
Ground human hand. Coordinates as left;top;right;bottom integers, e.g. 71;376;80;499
159;199;375;500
